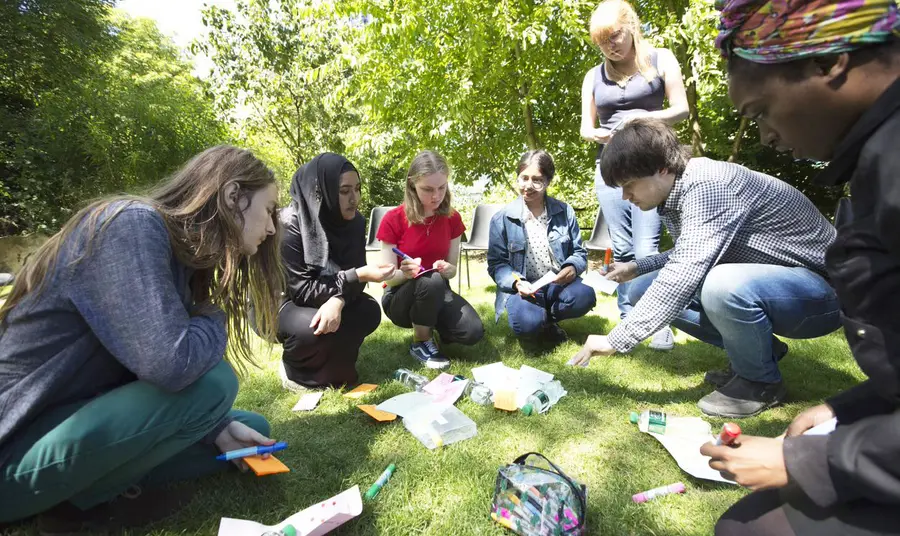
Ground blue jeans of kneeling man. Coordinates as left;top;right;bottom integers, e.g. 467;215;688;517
626;264;841;383
505;278;597;336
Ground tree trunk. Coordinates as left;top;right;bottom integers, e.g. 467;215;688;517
685;75;704;156
514;42;539;149
728;117;750;162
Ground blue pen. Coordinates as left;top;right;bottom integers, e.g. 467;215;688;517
216;441;288;461
391;247;424;273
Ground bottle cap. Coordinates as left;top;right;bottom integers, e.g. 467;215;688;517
521;404;534;416
629;411;639;424
719;422;742;443
282;525;297;536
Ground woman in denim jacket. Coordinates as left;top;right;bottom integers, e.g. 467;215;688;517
487;150;596;345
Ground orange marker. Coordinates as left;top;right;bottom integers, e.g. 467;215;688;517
603;248;612;271
713;422;742;446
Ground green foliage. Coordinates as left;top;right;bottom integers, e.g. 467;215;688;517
1;2;227;235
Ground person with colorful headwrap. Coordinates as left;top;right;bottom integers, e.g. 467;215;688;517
699;1;900;534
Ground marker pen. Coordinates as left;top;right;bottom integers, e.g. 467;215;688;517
713;422;742;446
632;482;686;503
216;441;287;461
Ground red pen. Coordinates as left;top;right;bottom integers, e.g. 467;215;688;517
713;422;741;446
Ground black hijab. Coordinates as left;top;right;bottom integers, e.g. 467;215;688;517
288;153;366;270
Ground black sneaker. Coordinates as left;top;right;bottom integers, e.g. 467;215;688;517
697;376;787;418
542;323;568;346
409;340;450;369
704;338;789;388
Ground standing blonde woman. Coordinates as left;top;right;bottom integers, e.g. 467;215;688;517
580;0;689;348
0;146;283;532
377;150;484;369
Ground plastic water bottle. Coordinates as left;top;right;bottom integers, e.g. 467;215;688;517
520;380;567;415
630;410;711;437
453;375;493;405
462;380;493;406
394;368;428;391
262;525;297;536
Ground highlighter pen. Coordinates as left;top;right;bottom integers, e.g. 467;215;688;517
603;248;613;271
713;422;742;446
216;441;287;461
632;482;686;503
364;463;396;500
391;247;425;275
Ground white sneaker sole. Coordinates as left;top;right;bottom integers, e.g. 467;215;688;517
648;327;675;351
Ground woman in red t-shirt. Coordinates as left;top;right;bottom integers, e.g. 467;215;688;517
376;150;484;369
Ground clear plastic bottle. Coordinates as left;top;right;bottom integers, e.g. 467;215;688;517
394;368;428;391
452;375;493;406
520;380;567;415
630;410;711;437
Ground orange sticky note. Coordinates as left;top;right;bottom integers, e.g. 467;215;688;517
343;383;378;399
358;405;397;422
494;389;518;411
243;454;290;476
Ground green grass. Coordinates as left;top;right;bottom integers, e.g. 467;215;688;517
9;256;864;535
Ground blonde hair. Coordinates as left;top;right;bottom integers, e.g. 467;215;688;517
404;150;453;225
589;0;657;85
0;145;285;377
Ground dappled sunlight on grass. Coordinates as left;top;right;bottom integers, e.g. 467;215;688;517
47;256;855;536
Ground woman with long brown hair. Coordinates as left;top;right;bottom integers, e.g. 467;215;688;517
0;146;284;532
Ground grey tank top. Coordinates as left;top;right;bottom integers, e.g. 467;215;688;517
593;49;664;132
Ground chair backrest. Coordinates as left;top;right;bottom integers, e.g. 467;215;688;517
463;204;504;249
584;207;613;250
366;206;395;251
833;196;853;229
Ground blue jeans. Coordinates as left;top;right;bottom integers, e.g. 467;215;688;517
595;164;661;318
626;264;841;383
505;279;597;336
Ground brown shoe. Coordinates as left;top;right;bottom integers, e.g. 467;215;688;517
38;483;195;535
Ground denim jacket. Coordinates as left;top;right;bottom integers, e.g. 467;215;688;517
487;195;587;321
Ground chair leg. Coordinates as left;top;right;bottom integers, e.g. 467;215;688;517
465;250;471;289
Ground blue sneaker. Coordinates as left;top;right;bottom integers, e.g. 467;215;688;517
409;340;450;369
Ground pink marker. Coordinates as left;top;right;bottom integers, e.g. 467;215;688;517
632;482;685;503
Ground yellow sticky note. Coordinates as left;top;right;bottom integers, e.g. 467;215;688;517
343;383;378;399
244;455;290;476
358;405;397;422
494;389;518;411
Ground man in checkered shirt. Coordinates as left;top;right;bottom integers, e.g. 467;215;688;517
570;119;841;418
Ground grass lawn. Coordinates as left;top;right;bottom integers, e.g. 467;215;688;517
6;256;862;535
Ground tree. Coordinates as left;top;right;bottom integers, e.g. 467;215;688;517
0;4;227;235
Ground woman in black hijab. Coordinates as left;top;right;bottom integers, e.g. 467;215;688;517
278;153;394;389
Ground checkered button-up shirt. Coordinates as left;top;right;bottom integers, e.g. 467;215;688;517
607;157;836;353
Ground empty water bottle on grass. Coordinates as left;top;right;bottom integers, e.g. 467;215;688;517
453;375;493;406
520;380;567;415
630;409;711;437
261;525;296;536
394;368;428;391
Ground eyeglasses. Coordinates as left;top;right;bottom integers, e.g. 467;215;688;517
517;175;547;190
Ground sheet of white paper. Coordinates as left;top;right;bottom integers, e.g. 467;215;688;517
647;432;737;485
804;417;838;436
218;485;363;536
292;392;324;412
471;362;519;395
375;391;440;418
582;271;619;295
516;365;555;408
421;374;468;406
531;271;558;291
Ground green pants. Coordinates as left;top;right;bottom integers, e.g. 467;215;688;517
0;360;269;522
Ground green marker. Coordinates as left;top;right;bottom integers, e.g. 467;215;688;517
364;463;396;501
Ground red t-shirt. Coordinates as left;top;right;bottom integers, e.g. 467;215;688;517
376;204;465;270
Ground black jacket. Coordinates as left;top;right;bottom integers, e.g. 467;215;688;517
784;77;900;508
280;207;364;309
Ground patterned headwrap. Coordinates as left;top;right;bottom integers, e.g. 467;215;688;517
716;0;900;63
